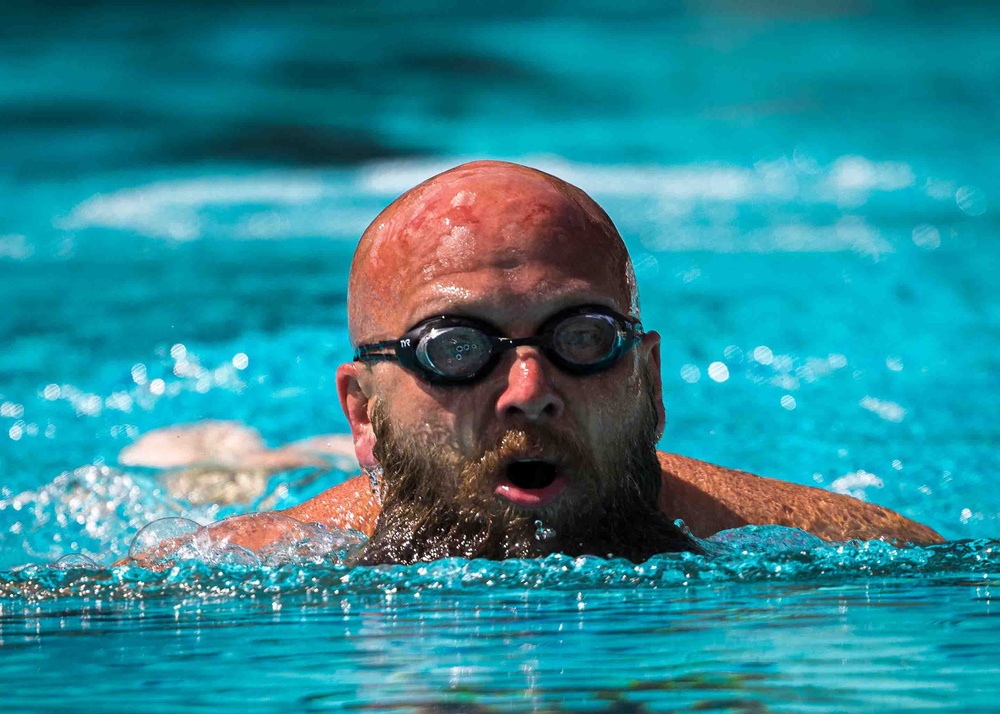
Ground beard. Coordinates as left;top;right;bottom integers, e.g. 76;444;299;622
355;377;703;566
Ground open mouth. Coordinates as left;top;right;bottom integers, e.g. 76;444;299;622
495;459;568;507
507;460;558;490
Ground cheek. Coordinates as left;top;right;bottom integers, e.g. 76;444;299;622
574;362;647;429
375;371;485;452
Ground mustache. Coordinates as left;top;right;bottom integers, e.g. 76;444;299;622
473;427;587;472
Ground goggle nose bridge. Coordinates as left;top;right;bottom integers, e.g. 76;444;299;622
495;334;548;350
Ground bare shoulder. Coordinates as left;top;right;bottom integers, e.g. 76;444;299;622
281;475;380;536
657;451;944;544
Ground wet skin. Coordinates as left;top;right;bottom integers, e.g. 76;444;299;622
141;161;944;558
337;161;654;521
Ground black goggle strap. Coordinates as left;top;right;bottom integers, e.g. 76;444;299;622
354;341;401;363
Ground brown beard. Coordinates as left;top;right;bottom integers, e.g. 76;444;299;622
356;380;703;566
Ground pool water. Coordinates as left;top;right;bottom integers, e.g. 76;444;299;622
1;2;998;711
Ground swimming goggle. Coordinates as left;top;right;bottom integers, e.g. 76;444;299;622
353;305;644;385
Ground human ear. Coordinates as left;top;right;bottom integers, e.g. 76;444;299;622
641;331;666;440
336;362;378;470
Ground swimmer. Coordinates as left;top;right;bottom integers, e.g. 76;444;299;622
127;160;943;565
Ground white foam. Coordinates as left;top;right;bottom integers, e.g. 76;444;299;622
828;156;915;194
860;395;907;423
830;470;885;502
63;173;344;241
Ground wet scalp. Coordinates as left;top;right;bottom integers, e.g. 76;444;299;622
347;161;636;344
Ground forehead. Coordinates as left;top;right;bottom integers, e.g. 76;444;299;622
361;172;631;335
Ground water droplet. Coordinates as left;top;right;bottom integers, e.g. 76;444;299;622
956;186;987;216
828;354;847;369
534;519;555;541
679;364;700;383
707;362;729;383
0;401;23;418
752;346;774;365
911;224;940;249
366;466;383;506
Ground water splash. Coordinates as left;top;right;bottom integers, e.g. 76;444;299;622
126;513;366;570
0;464;217;566
2;528;996;604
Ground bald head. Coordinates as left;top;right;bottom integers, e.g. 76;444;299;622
348;160;636;343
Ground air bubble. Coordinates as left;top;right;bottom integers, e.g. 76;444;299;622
129;516;206;564
53;553;99;570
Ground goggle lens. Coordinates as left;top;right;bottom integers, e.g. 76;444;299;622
416;326;493;377
551;313;619;365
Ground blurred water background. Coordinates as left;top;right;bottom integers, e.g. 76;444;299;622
1;2;998;711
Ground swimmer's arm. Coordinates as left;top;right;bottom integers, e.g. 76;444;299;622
115;514;304;568
657;451;944;544
118;477;380;567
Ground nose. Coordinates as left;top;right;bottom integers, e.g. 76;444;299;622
494;349;565;421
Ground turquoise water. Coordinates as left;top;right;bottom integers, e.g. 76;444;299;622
2;2;999;711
